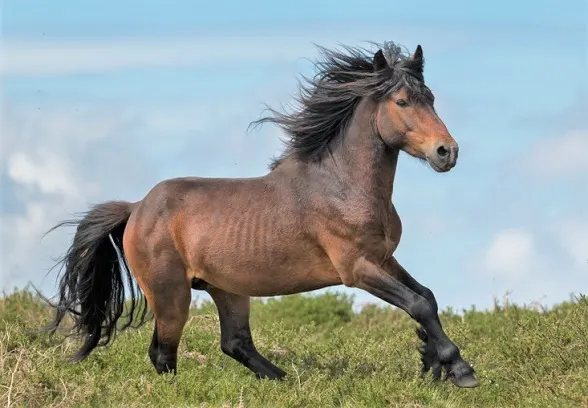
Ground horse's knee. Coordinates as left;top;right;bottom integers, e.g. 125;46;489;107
409;297;436;322
420;287;439;313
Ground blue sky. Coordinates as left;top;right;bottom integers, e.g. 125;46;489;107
1;0;587;311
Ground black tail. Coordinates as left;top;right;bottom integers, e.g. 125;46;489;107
41;200;151;361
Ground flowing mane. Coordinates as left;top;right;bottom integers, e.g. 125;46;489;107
251;41;434;169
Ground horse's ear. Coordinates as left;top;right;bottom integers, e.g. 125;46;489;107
373;49;389;72
412;45;424;72
413;45;423;61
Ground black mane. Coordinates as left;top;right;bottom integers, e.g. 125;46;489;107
250;41;433;169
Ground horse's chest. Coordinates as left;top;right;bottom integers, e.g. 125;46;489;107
387;205;402;244
354;205;402;259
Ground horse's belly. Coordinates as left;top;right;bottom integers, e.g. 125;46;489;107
195;241;341;297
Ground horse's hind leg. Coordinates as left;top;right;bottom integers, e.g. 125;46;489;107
207;287;287;380
139;262;191;375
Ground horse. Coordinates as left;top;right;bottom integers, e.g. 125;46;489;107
41;40;479;389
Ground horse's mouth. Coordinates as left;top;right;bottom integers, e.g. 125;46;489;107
426;157;453;173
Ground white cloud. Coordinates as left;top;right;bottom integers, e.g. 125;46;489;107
1;201;70;278
482;228;536;278
555;220;588;268
470;220;587;308
7;152;81;198
524;130;588;177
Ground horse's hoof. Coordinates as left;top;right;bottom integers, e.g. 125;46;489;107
449;372;480;388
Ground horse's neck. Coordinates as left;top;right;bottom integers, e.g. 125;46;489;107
327;98;399;201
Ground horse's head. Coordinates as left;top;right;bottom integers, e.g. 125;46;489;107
373;45;458;173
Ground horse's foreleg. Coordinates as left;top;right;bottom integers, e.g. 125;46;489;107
381;257;443;380
207;287;287;380
349;256;479;388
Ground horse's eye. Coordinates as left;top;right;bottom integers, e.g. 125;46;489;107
396;99;408;107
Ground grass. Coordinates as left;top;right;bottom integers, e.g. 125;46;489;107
1;289;587;407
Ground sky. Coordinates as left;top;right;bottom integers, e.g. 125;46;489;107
1;0;587;312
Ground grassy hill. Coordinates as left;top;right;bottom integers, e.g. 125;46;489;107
1;289;587;407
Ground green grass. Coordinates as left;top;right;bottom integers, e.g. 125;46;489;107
1;289;587;407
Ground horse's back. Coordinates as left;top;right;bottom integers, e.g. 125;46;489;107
124;175;273;256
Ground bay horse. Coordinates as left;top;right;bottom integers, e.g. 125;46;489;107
42;41;479;388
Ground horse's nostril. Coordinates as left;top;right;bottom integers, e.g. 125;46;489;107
437;145;449;157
